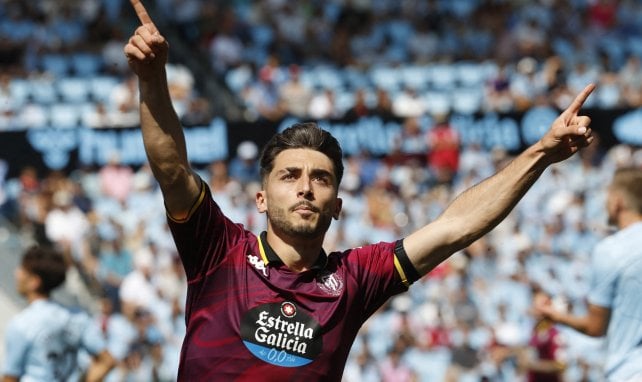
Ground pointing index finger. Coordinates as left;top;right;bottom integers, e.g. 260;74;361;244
130;0;158;32
563;83;595;117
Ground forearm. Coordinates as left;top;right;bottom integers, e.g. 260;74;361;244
548;311;594;336
84;351;116;382
439;143;548;248
406;143;550;274
139;71;191;188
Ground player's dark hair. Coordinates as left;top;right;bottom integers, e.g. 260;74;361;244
21;246;67;295
259;122;344;187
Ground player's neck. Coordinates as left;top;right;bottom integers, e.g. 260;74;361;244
265;229;325;273
617;211;642;230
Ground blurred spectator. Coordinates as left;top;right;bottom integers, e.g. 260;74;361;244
181;96;213;126
511;57;546;111
392;88;426;118
308;88;339;120
208;11;244;76
344;88;372;120
618;56;642;108
519;288;567;382
108;75;139;127
45;189;90;258
279;64;312;118
118;245;160;317
379;344;415;382
228;141;260;186
485;64;514;113
241;64;285;121
426;114;460;185
372;88;394;119
99;153;134;203
96;236;134;307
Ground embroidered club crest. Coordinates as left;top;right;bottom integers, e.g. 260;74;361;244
316;271;344;296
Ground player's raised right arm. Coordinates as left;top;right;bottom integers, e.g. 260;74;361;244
124;0;201;220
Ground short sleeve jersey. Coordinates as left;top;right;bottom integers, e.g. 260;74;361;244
588;222;642;381
3;299;106;382
167;182;418;381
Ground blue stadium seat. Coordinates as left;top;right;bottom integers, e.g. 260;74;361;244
370;66;401;92
342;68;370;90
250;25;274;48
386;20;413;45
48;103;81;128
70;53;104;77
16;103;48;129
29;77;58;104
298;69;318;90
225;66;253;93
9;78;31;107
334;90;355;115
89;76;119;103
457;62;487;87
315;66;344;90
428;64;457;90
628;37;642;59
424;90;452;116
451;87;483;115
39;54;71;77
401;65;430;91
56;77;91;103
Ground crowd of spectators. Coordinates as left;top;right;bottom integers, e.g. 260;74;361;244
210;0;642;121
2;0;642;381
2;0;642;130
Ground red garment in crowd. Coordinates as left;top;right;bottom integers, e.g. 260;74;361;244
527;321;565;382
427;123;460;175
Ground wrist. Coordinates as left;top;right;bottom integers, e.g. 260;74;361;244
527;140;554;169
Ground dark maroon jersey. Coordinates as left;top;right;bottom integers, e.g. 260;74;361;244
527;321;566;382
167;182;417;381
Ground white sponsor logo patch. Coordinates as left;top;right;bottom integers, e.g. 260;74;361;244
247;254;268;276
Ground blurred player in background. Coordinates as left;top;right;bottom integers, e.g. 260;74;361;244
536;167;642;382
490;286;567;382
2;246;115;382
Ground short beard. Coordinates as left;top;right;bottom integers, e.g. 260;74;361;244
267;204;333;240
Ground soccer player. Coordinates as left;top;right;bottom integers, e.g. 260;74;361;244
535;167;642;381
124;1;595;379
2;246;115;382
489;287;567;382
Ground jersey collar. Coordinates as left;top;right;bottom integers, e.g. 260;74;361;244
258;231;328;271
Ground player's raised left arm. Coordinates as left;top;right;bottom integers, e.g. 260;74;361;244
404;84;595;276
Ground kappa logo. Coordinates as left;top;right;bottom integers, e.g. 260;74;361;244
247;254;268;276
316;271;344;296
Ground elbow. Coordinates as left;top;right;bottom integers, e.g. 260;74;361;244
584;325;607;338
152;161;192;190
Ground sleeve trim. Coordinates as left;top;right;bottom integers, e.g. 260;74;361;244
166;179;207;223
393;239;421;286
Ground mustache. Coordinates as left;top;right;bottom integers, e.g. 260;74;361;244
290;201;319;213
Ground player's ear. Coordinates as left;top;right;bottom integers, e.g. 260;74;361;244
28;273;42;294
333;197;342;220
256;190;267;213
